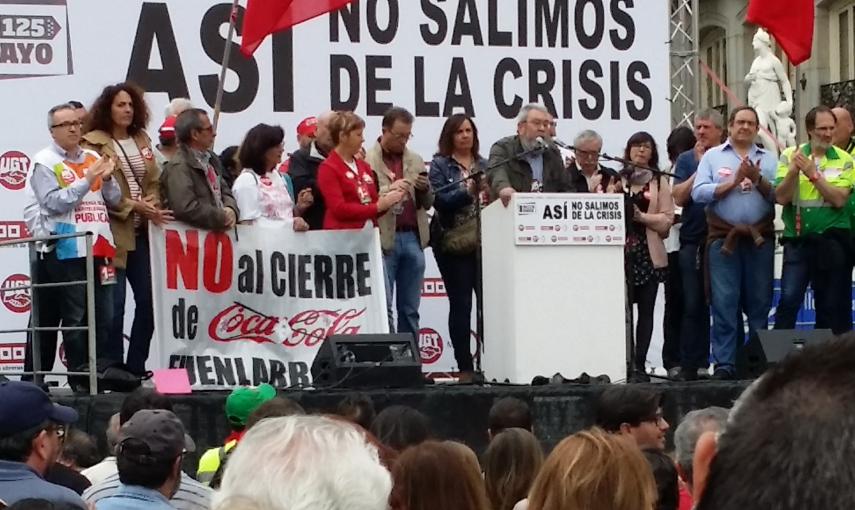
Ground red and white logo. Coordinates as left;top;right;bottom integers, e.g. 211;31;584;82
1;274;31;313
141;147;154;161
0;343;25;366
419;328;443;364
422;278;446;297
60;168;75;185
0;151;30;191
0;221;29;242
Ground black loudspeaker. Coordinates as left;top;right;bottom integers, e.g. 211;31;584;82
310;334;424;389
756;329;833;369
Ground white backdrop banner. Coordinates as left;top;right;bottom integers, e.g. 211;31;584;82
150;223;390;389
0;0;671;375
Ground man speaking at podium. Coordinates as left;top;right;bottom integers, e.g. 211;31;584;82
488;103;572;206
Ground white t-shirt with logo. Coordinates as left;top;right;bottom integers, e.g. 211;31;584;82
232;169;294;225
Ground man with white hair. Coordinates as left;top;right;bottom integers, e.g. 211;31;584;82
212;415;392;510
288;111;336;230
566;129;618;193
673;406;728;499
488;103;571;206
164;98;193;118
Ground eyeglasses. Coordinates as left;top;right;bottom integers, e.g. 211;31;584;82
526;119;551;128
390;131;412;141
643;413;667;426
197;126;214;133
51;121;83;130
631;143;653;151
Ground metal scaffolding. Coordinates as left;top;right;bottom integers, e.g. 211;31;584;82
669;0;700;128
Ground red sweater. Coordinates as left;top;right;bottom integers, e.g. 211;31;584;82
318;149;380;230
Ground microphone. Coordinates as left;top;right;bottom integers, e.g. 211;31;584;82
552;138;572;150
534;136;547;150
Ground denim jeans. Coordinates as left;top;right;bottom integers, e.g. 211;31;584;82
23;251;116;376
111;232;155;375
678;242;711;371
708;237;774;373
383;231;426;340
774;242;810;330
435;251;478;372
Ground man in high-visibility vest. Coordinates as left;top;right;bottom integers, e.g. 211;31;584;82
776;106;855;334
22;103;122;385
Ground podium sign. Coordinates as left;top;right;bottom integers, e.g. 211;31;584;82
513;194;625;246
482;193;627;384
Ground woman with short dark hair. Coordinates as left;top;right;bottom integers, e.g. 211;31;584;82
231;124;312;230
428;114;486;382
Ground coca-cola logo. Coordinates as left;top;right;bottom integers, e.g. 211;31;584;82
419;328;443;364
0;151;30;191
1;274;31;313
208;302;365;346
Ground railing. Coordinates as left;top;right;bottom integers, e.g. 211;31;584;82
820;79;855;108
0;232;98;395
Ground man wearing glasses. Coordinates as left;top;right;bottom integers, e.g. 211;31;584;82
22;103;122;387
488;103;571;206
366;106;433;341
594;385;670;451
0;380;83;506
566;129;619;193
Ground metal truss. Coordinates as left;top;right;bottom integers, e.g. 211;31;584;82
669;0;700;128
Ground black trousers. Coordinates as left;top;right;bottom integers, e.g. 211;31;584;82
633;279;660;372
662;251;683;369
434;250;479;372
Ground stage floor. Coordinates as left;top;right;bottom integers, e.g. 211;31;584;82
57;380;750;463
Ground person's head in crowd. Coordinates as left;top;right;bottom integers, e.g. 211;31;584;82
57;429;100;471
239;123;286;176
213;415;392;510
527;428;656;510
219;145;241;184
5;500;78;510
67;100;87;122
573;130;604;175
226;384;277;433
693;109;725;151
488;397;532;439
165;97;194;118
158;115;178;156
370;405;430;452
483;428;544;510
313;110;336;154
380;106;415;155
642;449;679;510
105;413;121;454
115;409;187;500
244;397;306;431
442;440;481;474
296;116;318;150
47;103;83;152
665;126;696;165
437;113;480;159
0;381;78;476
595;385;669;451
726;105;761;147
805;105;838;154
547;113;558;138
119;387;173;425
673;406;728;494
392;440;491;510
175;108;215;151
84;82;150;138
329;111;366;160
516;103;551;151
624;131;660;170
831;105;855;148
695;336;855;510
335;393;376;431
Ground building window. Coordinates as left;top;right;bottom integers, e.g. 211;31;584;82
700;27;728;110
832;3;855;82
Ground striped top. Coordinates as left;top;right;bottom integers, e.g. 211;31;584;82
113;138;147;228
82;470;212;510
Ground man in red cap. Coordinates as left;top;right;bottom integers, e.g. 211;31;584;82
155;116;178;167
279;116;318;174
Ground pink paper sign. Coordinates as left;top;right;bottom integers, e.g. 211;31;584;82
152;368;192;395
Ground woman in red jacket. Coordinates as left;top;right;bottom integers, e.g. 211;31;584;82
318;111;404;229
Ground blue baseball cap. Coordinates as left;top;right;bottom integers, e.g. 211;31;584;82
0;380;78;436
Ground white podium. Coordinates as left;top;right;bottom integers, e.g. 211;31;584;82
481;193;627;383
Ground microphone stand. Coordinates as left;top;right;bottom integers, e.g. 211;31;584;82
433;146;544;379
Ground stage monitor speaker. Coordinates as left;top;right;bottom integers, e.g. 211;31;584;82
310;333;424;389
756;329;833;368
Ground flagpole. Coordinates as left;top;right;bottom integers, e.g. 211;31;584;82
213;0;240;133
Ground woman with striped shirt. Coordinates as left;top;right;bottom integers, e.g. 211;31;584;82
82;82;173;375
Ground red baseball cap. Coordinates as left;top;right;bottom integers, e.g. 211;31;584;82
159;116;177;140
296;116;318;137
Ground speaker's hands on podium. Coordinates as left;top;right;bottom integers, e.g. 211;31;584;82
499;186;514;207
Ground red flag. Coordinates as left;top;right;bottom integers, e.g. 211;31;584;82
746;0;814;65
240;0;356;57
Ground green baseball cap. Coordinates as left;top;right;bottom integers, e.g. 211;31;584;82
225;384;277;427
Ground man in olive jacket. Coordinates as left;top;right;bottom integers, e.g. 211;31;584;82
160;109;238;230
488;103;572;206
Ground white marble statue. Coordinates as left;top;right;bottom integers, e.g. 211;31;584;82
745;28;794;155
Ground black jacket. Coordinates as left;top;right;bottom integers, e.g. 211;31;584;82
568;163;619;193
288;143;328;230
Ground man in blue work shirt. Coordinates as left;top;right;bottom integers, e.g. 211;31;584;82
691;106;778;380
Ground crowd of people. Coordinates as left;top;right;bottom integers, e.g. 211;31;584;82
19;78;855;386
3;333;855;508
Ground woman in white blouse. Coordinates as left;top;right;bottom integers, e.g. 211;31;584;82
232;123;313;230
